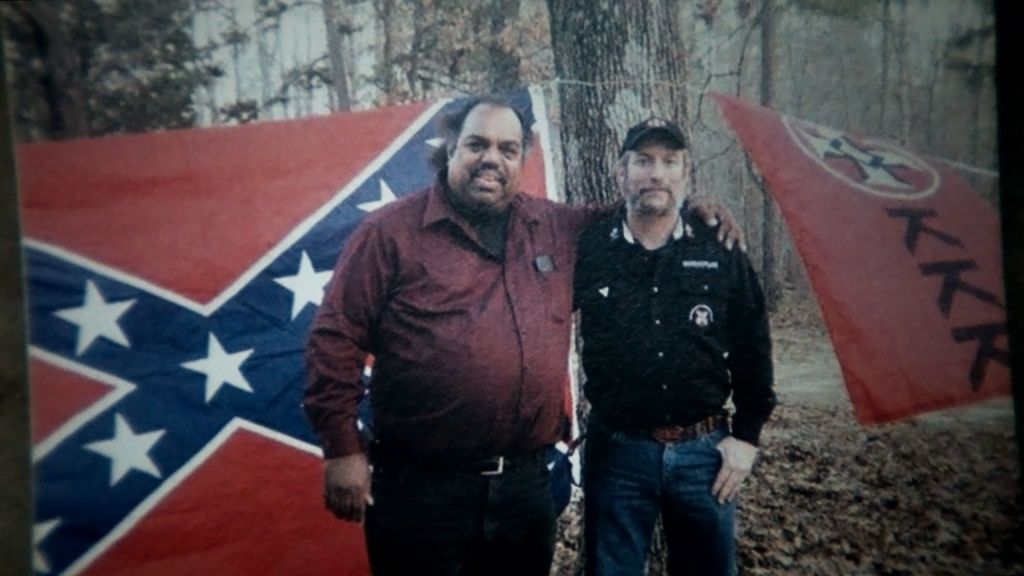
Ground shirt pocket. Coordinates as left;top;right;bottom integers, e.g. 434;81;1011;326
673;284;732;381
676;278;728;351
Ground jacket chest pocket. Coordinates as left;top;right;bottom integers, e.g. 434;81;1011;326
676;278;727;336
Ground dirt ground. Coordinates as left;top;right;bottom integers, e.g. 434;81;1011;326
552;303;1023;576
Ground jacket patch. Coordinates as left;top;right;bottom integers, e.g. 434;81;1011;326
689;304;714;327
682;260;719;270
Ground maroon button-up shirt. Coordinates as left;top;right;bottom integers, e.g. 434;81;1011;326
304;181;592;460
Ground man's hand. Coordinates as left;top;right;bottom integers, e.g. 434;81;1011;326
711;436;758;503
686;196;747;251
323;453;373;523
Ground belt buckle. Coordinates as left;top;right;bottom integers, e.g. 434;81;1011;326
480;456;504;476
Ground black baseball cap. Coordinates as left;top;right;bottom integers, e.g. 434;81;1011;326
619;117;688;156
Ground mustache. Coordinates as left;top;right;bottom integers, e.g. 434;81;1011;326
471;163;506;183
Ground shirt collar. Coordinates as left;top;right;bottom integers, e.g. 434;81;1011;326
423;179;456;228
619;213;685;245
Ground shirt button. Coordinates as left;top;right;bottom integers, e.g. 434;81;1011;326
657;352;664;358
654;319;661;326
652;286;659;293
661;384;668;390
702;284;709;291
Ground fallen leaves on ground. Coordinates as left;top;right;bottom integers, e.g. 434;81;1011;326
553;401;1022;575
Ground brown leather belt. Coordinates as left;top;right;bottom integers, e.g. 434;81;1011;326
650;414;727;444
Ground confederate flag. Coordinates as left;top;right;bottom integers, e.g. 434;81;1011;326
22;90;561;575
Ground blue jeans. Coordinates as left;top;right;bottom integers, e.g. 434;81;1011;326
584;425;737;576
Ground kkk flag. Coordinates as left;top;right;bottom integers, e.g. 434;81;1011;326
22;90;560;575
712;93;1010;425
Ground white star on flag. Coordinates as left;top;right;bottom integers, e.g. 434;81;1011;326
274;251;333;320
599;287;610;298
426;137;444;148
181;333;254;403
33;518;61;573
357;180;397;212
54;279;136;356
84;413;165;487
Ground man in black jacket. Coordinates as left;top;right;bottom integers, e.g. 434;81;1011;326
575;118;776;576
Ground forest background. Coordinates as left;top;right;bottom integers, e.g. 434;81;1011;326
1;1;1019;574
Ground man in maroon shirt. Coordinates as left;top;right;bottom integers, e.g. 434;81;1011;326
304;96;742;575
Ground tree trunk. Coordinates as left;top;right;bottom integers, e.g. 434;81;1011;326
880;0;891;132
371;0;397;103
227;3;246;106
895;1;911;145
0;34;31;576
18;0;89;138
406;0;429;100
759;0;782;311
191;0;220;126
486;0;522;93
322;0;352;111
969;24;991;168
547;2;688;573
547;0;688;207
255;0;278;117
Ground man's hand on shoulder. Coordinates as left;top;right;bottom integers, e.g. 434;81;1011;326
712;436;758;504
686;195;747;252
324;453;373;523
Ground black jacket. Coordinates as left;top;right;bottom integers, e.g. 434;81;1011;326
574;208;776;444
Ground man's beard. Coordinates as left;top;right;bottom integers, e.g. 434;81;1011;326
628;192;678;217
446;177;512;221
